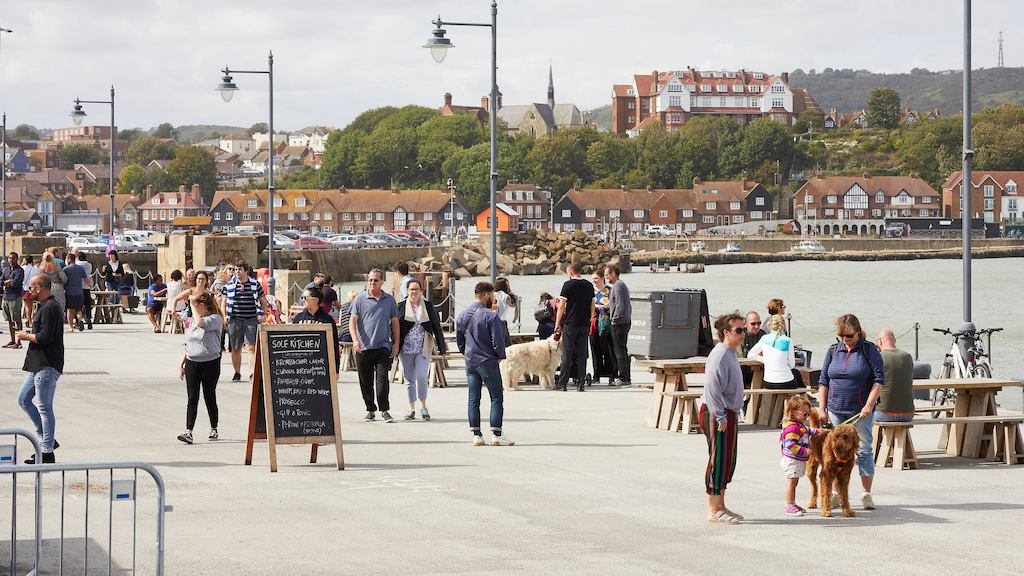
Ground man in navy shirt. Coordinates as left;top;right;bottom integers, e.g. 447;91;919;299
2;252;25;348
456;282;513;446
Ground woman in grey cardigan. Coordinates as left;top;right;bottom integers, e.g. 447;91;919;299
700;311;747;524
177;291;224;445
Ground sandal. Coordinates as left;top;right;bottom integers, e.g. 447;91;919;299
723;508;745;521
706;510;740;525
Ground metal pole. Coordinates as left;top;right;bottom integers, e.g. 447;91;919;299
109;87;115;239
2;112;6;255
267;51;276;297
962;0;973;323
914;322;920;360
488;1;498;284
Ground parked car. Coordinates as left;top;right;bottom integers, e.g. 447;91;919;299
388;230;430;246
790;240;826;253
67;236;108;252
278;230;303;240
116;235;157;252
357;234;388;246
272;234;295;248
292;235;333;249
328;234;363;248
48;231;78;239
645;225;676;237
718;242;742;253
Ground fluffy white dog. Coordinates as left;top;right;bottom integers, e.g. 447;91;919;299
500;336;563;390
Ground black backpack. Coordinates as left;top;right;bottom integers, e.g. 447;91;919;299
533;301;553;322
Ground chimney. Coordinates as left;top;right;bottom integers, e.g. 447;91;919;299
741;176;748;189
178;184;186;195
443;92;453;108
933;107;940;117
191;183;202;204
391;188;400;195
830;107;837;117
145;184;153;199
481;96;489;112
910;172;918;179
862;172;870;180
339;187;347;195
646;184;653;192
815;170;822;180
652;69;659;92
780;71;789;84
692;176;701;186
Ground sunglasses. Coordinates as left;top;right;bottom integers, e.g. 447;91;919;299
839;333;857;339
731;327;745;335
749;321;762;326
369;278;382;283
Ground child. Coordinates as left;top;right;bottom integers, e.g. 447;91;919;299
779;395;823;516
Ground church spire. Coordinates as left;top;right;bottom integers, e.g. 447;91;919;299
547;64;555;110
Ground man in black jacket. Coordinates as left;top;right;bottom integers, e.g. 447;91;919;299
16;273;64;464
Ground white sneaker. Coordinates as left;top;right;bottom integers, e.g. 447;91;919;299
861;492;875;510
208;428;219;440
472;435;485;446
490;435;515;446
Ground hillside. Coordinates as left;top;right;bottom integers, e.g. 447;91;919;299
589;67;1024;131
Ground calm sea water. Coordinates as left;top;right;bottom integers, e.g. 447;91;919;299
339;257;1024;409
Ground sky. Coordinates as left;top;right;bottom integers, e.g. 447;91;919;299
0;0;1019;133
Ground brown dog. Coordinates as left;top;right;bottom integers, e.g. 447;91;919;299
805;409;859;517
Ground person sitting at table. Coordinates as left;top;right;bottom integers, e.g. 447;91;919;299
146;274;168;333
874;328;915;423
818;313;885;511
747;314;799;389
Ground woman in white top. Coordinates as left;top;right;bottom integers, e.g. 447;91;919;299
166;270;186;318
492;277;516;347
747;314;798;389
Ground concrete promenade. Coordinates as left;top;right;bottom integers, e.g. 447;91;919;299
1;313;1022;575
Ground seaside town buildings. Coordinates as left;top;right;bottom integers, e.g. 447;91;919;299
793;174;942;236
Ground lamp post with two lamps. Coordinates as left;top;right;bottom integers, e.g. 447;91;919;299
424;2;499;283
216;51;277;295
69;87;116;245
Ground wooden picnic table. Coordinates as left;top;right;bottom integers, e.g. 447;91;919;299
911;378;1024;458
90;291;121;324
646;356;766;430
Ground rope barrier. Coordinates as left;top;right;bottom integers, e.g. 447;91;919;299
994;334;1024;354
789;317;835;336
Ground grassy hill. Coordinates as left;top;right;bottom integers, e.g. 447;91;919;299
589;67;1024;131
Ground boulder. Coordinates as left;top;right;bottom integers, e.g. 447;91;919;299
453;267;472;278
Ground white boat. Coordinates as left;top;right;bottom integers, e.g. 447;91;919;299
791;240;826;253
718;242;741;253
690;241;706;253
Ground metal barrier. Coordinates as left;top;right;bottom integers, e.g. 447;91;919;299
0;459;166;576
0;428;42;576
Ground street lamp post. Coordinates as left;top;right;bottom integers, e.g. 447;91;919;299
217;51;276;296
961;0;974;324
69;87;116;243
2;113;7;254
425;2;499;283
446;178;457;240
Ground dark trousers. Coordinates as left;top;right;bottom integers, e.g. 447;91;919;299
610;323;631;382
82;288;93;325
590;331;615;380
466;361;504;433
184;357;220;429
557;324;589;388
356;347;392;412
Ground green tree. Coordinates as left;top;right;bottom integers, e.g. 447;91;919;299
118;128;144;142
320;130;362;188
12;124;39;140
352;127;418;188
148;169;176;193
277;166;321;189
633;121;681;188
246;122;268;136
526;128;601;193
442;140;531;210
585;133;637;186
166;146;218;203
116;163;149;195
793;109;825;134
738;118;792;175
57;143;105;169
415;114;486;149
867;88;901;129
152;122;177;139
126;136;177;166
896;116;961;185
973;104;1024;171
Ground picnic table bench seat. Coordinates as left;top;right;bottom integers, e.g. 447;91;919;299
874;415;1024;469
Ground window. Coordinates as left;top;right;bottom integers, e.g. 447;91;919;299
702;215;715;223
751;98;759;107
324;212;333;221
374;212;384;221
255;213;263;220
177;209;183;217
706;202;717;210
771;84;785;93
771;98;784;108
984;185;994;197
875;192;885;204
805;208;816;217
729;202;740;210
561;209;571;218
627;102;635;110
295;198;307;207
682;209;693;218
287;212;295;220
633;209;644;218
755;196;765;206
919;209;930;217
322;226;331;233
609;209;620;218
720;97;727;106
984;199;995;210
751;210;763;219
1008;182;1018;194
1008;199;1018;211
581;209;595;218
735;97;745;107
826;195;837;204
659;210;668;218
456;212;464;220
753;73;764;80
226;213;234;221
748;85;760;93
159;209;166;220
273;198;282;208
168;197;178;205
342;212;351;220
247;199;257;208
313;212;321;220
424;213;433;221
669;96;681;107
690;96;697;107
684;223;697;232
365;213;372;220
733;84;744;93
242;213;252;220
273;212;279;221
151;197;160;204
732;215;743;223
701;97;712;107
627;116;635;123
626;89;634;96
668;84;682;92
922;196;932;204
582;223;594;232
700;84;711;92
670;113;682;123
804;195;813;204
213;212;220;221
872;209;882;217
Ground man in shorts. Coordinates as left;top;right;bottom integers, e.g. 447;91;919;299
62;253;89;332
223;261;273;381
2;252;25;349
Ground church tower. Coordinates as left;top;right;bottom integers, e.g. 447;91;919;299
547;65;555;110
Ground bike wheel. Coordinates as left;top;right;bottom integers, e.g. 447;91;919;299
971;363;992;379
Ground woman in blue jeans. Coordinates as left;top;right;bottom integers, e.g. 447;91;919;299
818;313;885;510
396;279;447;421
456;282;514;446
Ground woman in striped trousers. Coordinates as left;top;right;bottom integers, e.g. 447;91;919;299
700;312;747;524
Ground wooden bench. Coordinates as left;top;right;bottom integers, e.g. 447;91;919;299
743;387;816;428
92;303;123;324
161;308;184;334
661;391;704;434
875;415;1024;470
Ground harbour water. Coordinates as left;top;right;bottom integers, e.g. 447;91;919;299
341;257;1024;409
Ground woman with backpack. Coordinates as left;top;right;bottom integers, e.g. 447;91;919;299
535;292;557;339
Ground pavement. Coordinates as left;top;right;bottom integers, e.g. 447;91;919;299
2;312;1023;576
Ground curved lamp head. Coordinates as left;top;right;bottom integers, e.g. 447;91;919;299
423;25;453;63
70;100;87;126
216;70;239;103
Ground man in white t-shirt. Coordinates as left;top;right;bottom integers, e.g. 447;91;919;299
74;252;94;329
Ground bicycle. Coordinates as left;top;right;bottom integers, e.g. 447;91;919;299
931;326;1002;417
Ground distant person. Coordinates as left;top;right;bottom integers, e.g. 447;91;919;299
16;273;64;463
321;275;339;318
747;314;798;389
534;292;556;340
20;255;40;327
818;313;885;511
456;281;513;446
304;272;325;292
292;287;341;373
553;262;595;392
2;252;25;349
101;251;128;308
874;329;914;423
62;253;88;332
396;261;412;300
74;252;94;330
589;269;615;385
338;290;358;343
397;279;447;421
700;311;746;524
605;264;632;387
223;261;274;381
146;274;168;333
40;253;67;312
166;270;187;323
171;270;211;325
767;298;786;318
177;290;224;444
493;277;517;346
48;247;65;269
349;268;400;423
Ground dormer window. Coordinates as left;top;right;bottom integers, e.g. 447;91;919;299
168;197;178;205
667;84;682;92
151;197;160;205
700;84;712;92
295;198;307;207
753;73;764;80
1007;181;1017;194
273;198;283;208
247;199;257;208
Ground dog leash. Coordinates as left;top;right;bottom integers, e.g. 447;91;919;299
838;414;862;426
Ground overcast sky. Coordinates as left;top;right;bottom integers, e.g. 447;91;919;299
0;0;1019;132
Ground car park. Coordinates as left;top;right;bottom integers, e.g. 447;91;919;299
67;236;108;252
292;235;333;249
357;234;388;246
328;234;363;248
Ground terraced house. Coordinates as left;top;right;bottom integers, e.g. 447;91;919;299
794;174;942;236
942;170;1023;223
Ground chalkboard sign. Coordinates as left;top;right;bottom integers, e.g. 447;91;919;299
245;324;344;472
